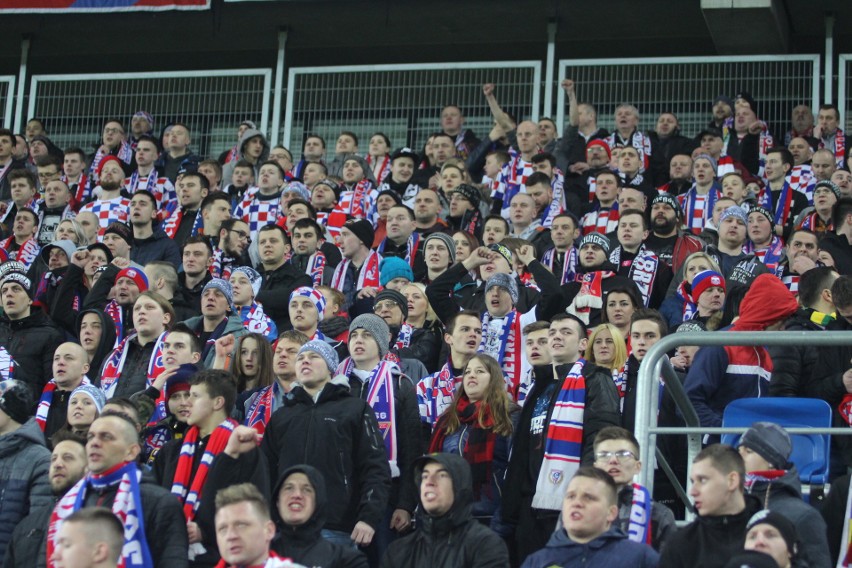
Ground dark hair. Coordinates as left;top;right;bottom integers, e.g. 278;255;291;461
338;130;359;146
50;428;87;450
551;312;587;338
719;283;749;329
431;132;454;145
452;230;479;254
181;171;210;190
101;397;140;429
15;207;38;226
200;192;231;213
181;235;214;257
199;159;223;180
572;466;618;506
629;308;668;337
819;103;840;120
445;309;482;335
798;266;838;308
287;198;316;219
389;204;415;221
369;132;390;148
304;133;326;149
229;333;274;393
618;207;648;230
135;134;161;152
483;214;510;233
552;212;580;229
260;159;286;180
63;146;87;162
767;147;794;169
189;369;238;416
304;161;328;176
525;171;552;188
832;275;852;310
233;159;254;172
0;128;15;145
602;284;643;323
259;223;291;245
292;218;324;240
833;197;852;230
595;170;620;185
522;320;551;335
35;153;62;169
8;168;36;188
694;443;745;491
168;322;203;355
594;425;640;454
102;118;125;132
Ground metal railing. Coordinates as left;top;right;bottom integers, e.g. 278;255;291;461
635;331;852;519
27;69;272;159
281;61;542;160
0;76;15;130
556;55;821;139
838;54;852;133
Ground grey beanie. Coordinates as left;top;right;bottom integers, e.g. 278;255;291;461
298;340;339;374
349;313;391;360
71;384;106;414
738;421;793;470
485;273;519;305
423;232;457;266
202;278;236;314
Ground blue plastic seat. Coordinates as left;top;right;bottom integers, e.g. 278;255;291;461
720;397;832;486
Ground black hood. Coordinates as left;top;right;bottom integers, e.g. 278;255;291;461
413;453;473;535
273;464;327;542
75;308;117;378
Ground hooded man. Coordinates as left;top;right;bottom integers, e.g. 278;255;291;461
381;453;509;567
222;128;271;187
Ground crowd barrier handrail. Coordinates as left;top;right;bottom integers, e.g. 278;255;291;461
0;75;15;131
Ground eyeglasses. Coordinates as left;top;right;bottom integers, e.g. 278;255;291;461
594;450;637;463
373;300;401;312
103;127;124;135
230;229;251;244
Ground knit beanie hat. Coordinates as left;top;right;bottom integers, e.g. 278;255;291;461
485;273;519;305
289;286;326;322
349;314;390;360
736;90;758;115
748;205;775;230
694;153;718;175
586;139;612;160
720;205;748;225
0;272;32;299
690;270;726;300
723;550;781;568
376;189;403;207
379;257;414;288
282;181;311;202
745;510;798;556
0;380;32;424
116;267;148;292
232;266;262;297
487;243;513;267
96;155;123;179
0;261;27;279
713;95;734;110
70;383;106;414
202;278;236;314
374;288;409;319
343;219;374;251
814;179;841;199
738;421;793;470
675;321;707;334
423;232;457;266
104;222;133;246
651;193;681;218
164;363;197;400
133;110;154;131
298;340;339;374
578;232;611;255
450;184;481;210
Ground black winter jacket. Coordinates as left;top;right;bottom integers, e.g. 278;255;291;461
768;308;825;397
130;229;181;267
812;317;852;468
260;380;392;533
272;464;368;568
3;501;51;568
0;310;65;399
74;308;117;387
380;453;509;568
256;262;312;331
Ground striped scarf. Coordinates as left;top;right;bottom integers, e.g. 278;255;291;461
209;247;236;280
162;207;202;239
305;251;327;286
394;323;413;350
245;382;281;436
170;418;238;521
745;235;785;273
821;128;846;168
330;250;382;291
581;205;619;236
628;482;653;545
36;376;91;432
609;245;659;307
48;461;153;568
678;186;720;235
367;154;391;184
337;357;400;476
568;271;612;325
676;281;698;322
105;299;125;346
100;332;167;399
64;172;92;204
239;302;275;339
493;155;535;218
607;130;652;171
479;310;523;400
0;346;14;382
533;358;586;510
338;179;374;219
90;142;133;180
542;247;578;285
1;236;40;271
798;211;832;235
378;233;420;269
758;183;794;226
416;361;459;426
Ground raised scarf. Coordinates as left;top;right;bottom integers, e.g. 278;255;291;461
542;247;578;285
91;142;133;180
170;418;238;521
568;271;612;324
36;376;91;432
429;396;496;499
417;361;459;426
48;461;153;568
479;309;523;399
330;250;381;290
533;359;586;510
394;323;413;350
305;250;327;286
100;332;167;399
820;128;846;168
628;482;653;545
606;130;652;171
609;245;659;307
240;302;275;339
0;346;14;382
245;382;281;436
337;357;400;476
105;299;125;346
210;247;236;280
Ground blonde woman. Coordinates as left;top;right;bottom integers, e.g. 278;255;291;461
585;323;629;399
660;251;722;329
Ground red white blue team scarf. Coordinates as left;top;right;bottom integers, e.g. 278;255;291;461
105;299;125;346
542;247;578;285
492;155;535;218
533;358;586;510
609;245;659;307
239;302;276;340
36;376;91;432
675;281;698;322
330;250;382;291
820;128;846;168
417;360;459;426
568;271;612;324
757;182;794;226
337;179;375;219
170;418;238;521
394;323;413;350
245;382;281;437
0;346;14;383
479;309;523;400
0;236;39;271
797;211;832;235
337;357;400;476
100;332;167;399
378;232;420;269
305;251;327;286
63;172;92;205
48;461;153;568
162;206;203;239
209;247;236;280
90;142;133;181
745;235;784;273
678;186;720;235
628;482;653;545
606;130;652;171
367;154;391;184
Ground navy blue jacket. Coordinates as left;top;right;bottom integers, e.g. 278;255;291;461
521;526;659;568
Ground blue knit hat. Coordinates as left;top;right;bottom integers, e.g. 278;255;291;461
202;278;236;314
298;340;339;374
379;256;414;287
71;384;106;414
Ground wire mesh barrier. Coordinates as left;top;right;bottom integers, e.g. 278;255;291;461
0;76;15;130
280;62;542;160
27;69;272;159
838;55;852;132
555;56;820;140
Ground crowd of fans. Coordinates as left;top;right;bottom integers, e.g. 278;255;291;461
0;77;850;567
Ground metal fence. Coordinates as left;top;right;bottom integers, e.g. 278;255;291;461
635;331;852;521
27;69;272;160
0;76;15;130
838;54;852;132
280;61;542;160
556;55;820;140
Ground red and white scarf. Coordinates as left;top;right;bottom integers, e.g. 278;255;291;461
606;130;652;171
533;359;586;510
0;236;39;271
330;250;381;290
100;332;167;399
36;376;91;431
90;142;133;180
305;251;327;286
580;206;619;236
367;154;391;184
214;551;303;568
820;128;846;168
479;309;523;399
678;186;720;235
568;271;612;324
170;418;238;521
337;179;375;219
245;382;282;437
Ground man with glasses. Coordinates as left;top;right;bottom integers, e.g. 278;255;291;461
212;218;251;280
592;426;675;552
89;119;134;183
269;146;294;180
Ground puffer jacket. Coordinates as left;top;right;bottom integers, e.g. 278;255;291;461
746;467;831;568
221;128;270;184
0;418;52;562
768;308;824;398
380;453;509;568
272;464;368;568
3;501;52;568
521;525;659;568
0;309;65;399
